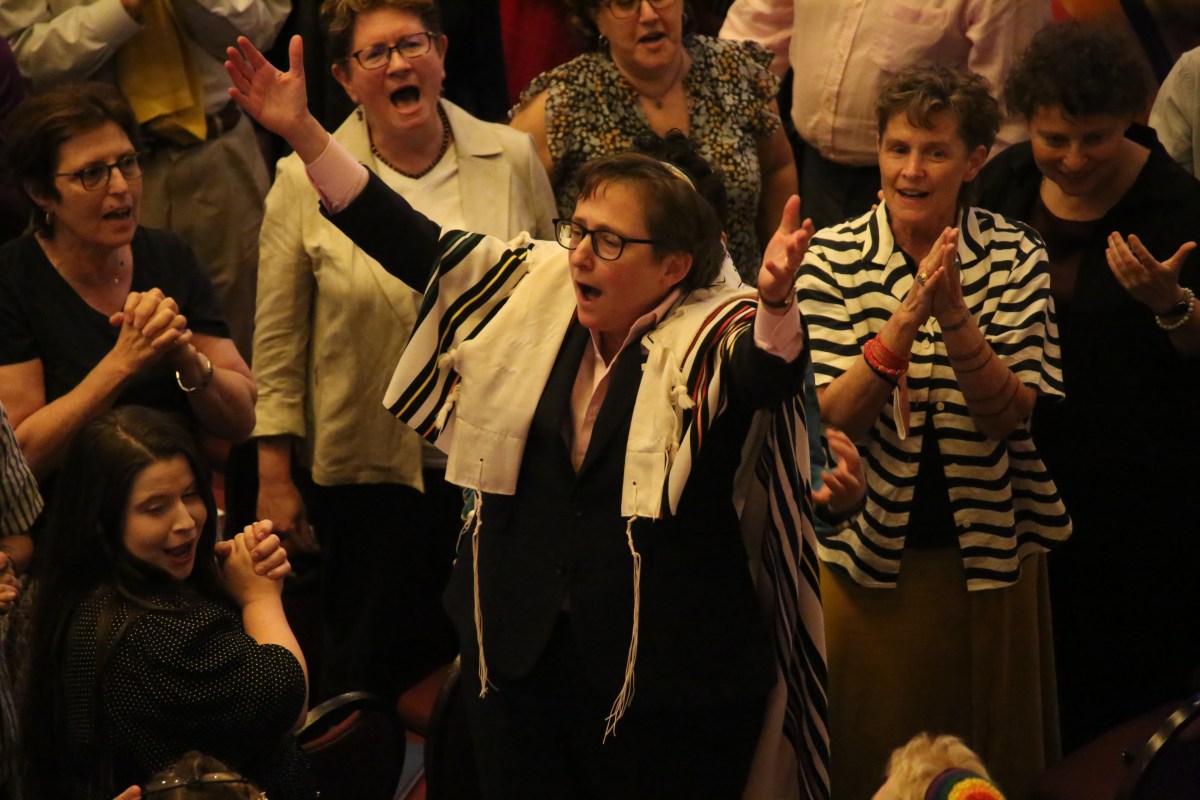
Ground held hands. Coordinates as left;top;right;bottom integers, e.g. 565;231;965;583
106;288;191;374
758;195;815;306
810;428;867;516
215;524;289;607
215;520;293;580
1105;232;1196;314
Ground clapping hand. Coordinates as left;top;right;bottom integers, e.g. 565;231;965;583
811;428;867;517
903;227;957;323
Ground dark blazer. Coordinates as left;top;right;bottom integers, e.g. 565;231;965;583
327;172;803;709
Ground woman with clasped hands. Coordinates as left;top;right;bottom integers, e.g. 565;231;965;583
796;64;1070;799
0;84;255;480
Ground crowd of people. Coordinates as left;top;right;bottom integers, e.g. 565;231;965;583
0;1;1197;799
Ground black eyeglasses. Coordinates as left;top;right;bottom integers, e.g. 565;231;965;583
142;773;264;797
351;32;438;69
553;218;656;261
55;152;142;191
605;0;677;19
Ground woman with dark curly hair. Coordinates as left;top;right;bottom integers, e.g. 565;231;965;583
976;22;1200;752
509;0;796;282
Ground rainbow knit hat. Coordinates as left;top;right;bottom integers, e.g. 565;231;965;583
925;768;1007;800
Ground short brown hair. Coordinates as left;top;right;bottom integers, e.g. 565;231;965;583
575;151;724;292
320;0;443;63
5;82;141;235
876;63;1001;154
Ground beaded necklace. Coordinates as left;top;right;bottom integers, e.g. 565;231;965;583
370;103;451;180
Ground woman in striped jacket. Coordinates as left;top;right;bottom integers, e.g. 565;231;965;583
796;64;1070;800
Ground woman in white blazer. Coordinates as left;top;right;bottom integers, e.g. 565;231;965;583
250;0;556;702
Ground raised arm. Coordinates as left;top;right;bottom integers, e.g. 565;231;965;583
225;34;441;290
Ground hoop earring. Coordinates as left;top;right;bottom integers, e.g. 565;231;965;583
44;210;53;230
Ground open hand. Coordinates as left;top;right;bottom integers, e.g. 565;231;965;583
758;195;814;305
225;35;310;140
1105;232;1196;314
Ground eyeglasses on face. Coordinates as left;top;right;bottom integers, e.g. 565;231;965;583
351;32;437;69
142;773;265;798
553;218;656;261
55;152;142;191
605;0;677;19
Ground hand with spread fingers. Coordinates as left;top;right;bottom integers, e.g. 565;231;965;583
758;194;815;307
1105;232;1197;315
225;35;330;164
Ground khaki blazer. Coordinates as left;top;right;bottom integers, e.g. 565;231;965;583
252;100;556;487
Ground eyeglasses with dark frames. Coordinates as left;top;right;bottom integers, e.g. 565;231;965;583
605;0;677;19
142;772;265;798
553;218;656;261
351;32;438;69
54;152;142;191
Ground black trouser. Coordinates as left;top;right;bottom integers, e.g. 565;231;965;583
308;472;461;701
795;135;883;232
461;614;767;800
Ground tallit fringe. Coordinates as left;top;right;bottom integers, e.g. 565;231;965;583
471;462;490;698
604;506;642;742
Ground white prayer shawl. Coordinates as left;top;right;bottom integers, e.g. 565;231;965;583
383;230;830;799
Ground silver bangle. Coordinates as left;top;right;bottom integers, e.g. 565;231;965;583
1155;287;1195;331
176;354;214;393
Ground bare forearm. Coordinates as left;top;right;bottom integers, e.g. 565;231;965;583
0;535;33;575
241;595;308;726
257;436;295;482
820;308;922;442
15;358;132;478
1166;311;1200;358
942;324;1035;439
185;368;257;441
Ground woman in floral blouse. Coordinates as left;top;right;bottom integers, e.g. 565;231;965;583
510;0;796;282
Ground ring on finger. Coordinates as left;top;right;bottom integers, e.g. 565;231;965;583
916;272;928;286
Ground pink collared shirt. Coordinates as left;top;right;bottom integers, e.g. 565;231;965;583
300;132;805;472
721;0;1049;165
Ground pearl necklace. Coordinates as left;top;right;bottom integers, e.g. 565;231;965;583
370;104;451;180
